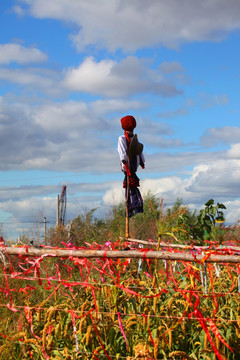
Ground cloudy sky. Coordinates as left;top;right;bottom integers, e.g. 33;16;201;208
0;0;240;240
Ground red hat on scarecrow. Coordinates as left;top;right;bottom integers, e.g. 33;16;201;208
121;115;136;132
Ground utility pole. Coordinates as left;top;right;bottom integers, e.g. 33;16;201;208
56;186;67;227
44;217;47;245
37;217;49;246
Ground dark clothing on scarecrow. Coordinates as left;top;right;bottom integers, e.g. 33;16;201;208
118;115;145;217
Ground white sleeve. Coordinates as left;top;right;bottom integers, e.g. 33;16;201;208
118;136;128;163
118;136;128;171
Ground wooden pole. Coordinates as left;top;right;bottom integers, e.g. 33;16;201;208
125;174;130;239
120;237;156;246
56;195;60;227
3;247;240;263
121;237;240;252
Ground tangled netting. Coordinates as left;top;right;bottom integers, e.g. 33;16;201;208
0;240;240;360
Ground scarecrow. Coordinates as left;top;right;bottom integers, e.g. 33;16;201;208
118;115;145;238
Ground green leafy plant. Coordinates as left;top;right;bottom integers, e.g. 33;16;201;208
196;199;226;242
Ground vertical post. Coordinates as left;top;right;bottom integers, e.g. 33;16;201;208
56;195;60;227
44;217;46;245
125;175;130;239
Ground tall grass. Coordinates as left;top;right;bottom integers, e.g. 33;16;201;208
0;195;240;359
0;243;240;359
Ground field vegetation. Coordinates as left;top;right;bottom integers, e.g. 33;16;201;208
0;194;240;359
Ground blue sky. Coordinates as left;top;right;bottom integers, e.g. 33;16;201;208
0;0;240;240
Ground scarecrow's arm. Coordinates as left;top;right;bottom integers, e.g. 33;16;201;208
118;136;128;163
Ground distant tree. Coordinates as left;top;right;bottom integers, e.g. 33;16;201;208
47;224;68;247
46;194;229;247
0;223;6;241
156;197;198;244
130;191;160;240
69;209;110;246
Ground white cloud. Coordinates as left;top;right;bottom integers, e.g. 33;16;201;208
2;95;238;175
198;93;229;109
0;67;50;85
64;57;115;93
227;143;240;159
0;43;47;64
0;181;112;206
63;56;182;98
1;147;240;239
103;176;188;208
0;95;197;173
157;93;229;121
147;151;217;173
0;185;56;202
102;183;124;207
90;99;145;116
160;61;185;75
0;97;120;172
185;160;240;197
15;0;240;51
1;196;58;240
201;126;240;147
224;200;240;224
103;151;240;221
0;183;112;239
0;67;61;96
0;55;183;99
142;136;183;149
